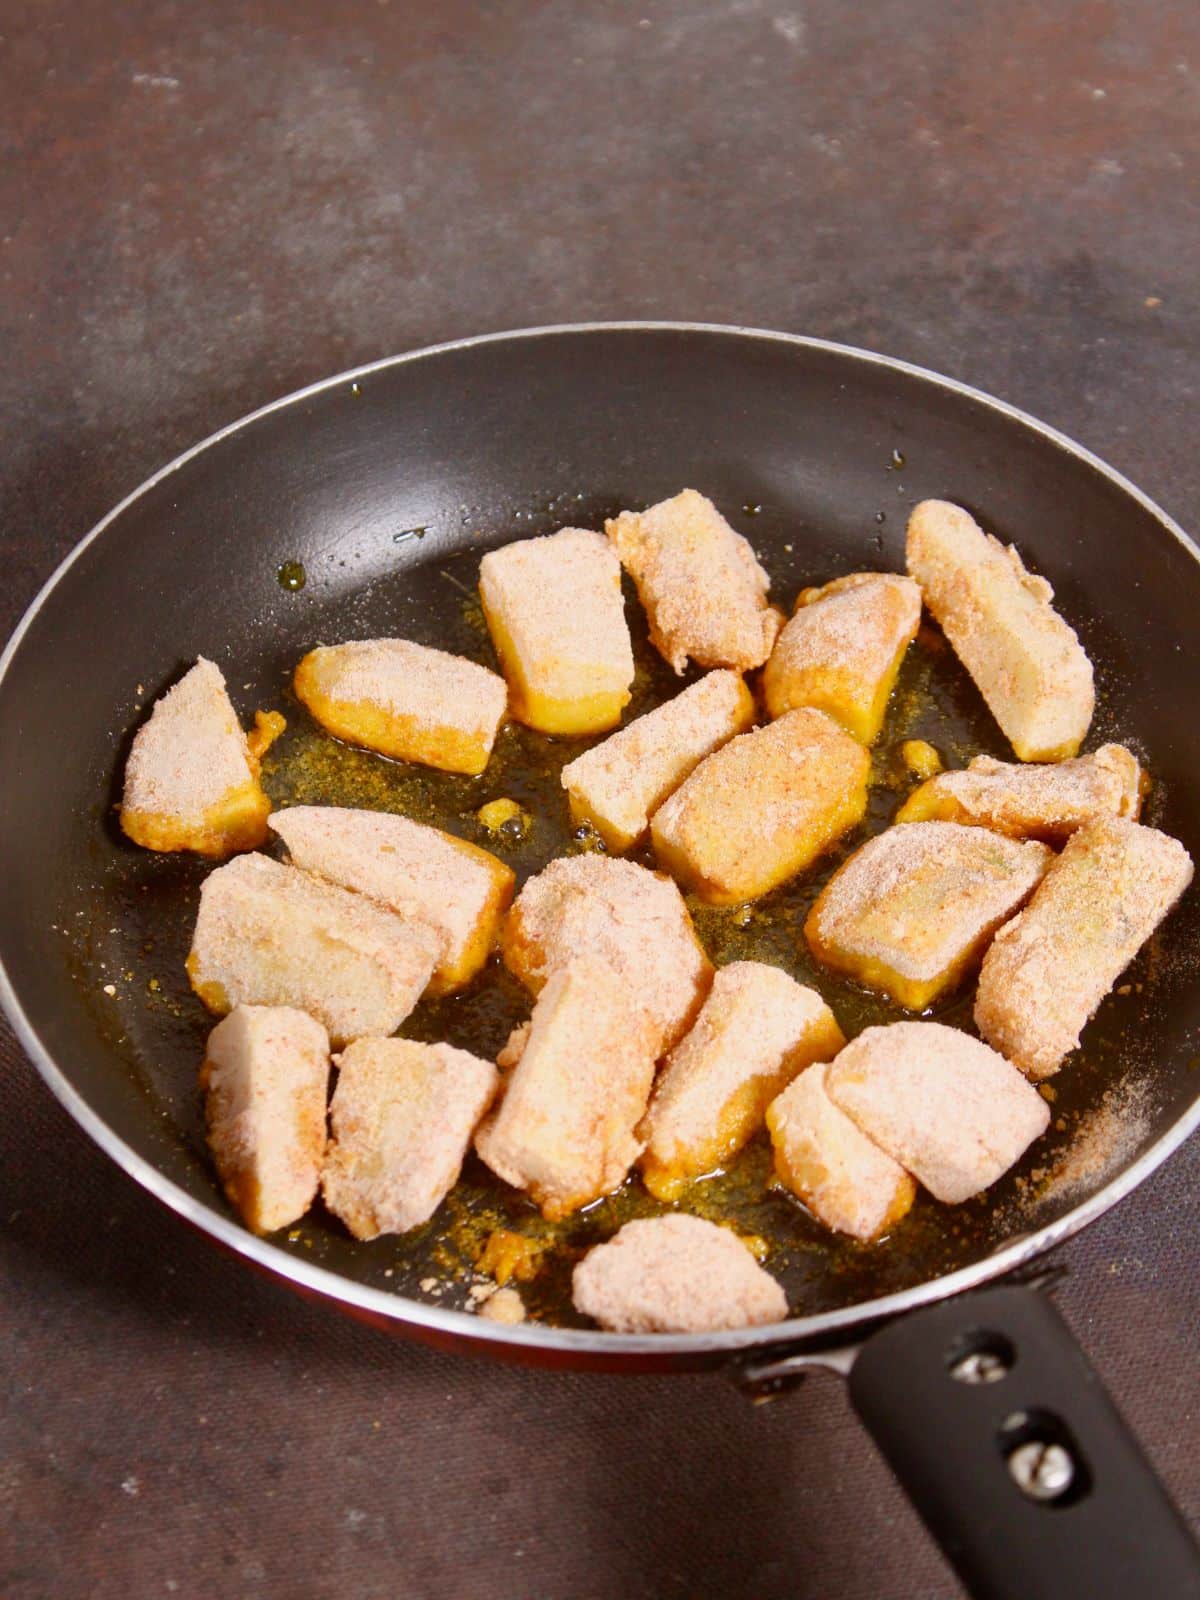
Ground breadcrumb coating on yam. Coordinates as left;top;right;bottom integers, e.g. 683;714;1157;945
906;499;1094;761
479;527;634;735
502;855;712;1054
269;805;513;993
293;638;507;775
322;1038;499;1240
805;821;1051;1009
766;1062;915;1242
897;744;1142;841
474;958;660;1220
187;853;440;1046
826;1022;1051;1204
121;657;279;856
763;572;922;742
572;1214;788;1333
974;816;1193;1079
639;961;844;1200
606;489;782;673
560;670;755;851
201;1004;330;1235
650;707;870;904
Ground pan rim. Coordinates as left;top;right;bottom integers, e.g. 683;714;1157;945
2;319;1199;1363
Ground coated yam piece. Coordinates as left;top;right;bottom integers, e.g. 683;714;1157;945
322;1038;499;1239
825;1022;1051;1204
201;1004;330;1234
121;656;283;857
650;707;870;904
572;1214;788;1333
906;500;1094;761
474;958;660;1220
975;816;1193;1079
766;1062;916;1242
762;572;922;743
269;805;514;993
804;821;1052;1010
186;852;440;1046
478;527;634;735
897;743;1142;842
501;854;712;1055
560;670;755;852
639;961;845;1201
605;489;783;673
293;638;507;776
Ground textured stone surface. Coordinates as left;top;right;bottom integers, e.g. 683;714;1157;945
2;2;1198;1595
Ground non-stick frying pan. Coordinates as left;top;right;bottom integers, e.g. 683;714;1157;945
1;325;1198;1599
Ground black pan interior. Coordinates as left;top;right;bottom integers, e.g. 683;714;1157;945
2;327;1198;1341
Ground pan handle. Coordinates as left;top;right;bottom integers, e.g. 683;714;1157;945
847;1283;1200;1600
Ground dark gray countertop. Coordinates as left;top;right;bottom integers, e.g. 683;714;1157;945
2;3;1198;1595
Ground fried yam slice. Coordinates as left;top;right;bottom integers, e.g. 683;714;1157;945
975;816;1193;1079
762;572;922;743
805;821;1052;1010
322;1038;498;1239
501;855;712;1054
605;489;782;673
269;806;513;993
474;958;660;1220
826;1022;1050;1204
766;1062;916;1242
187;853;440;1046
201;1004;330;1234
293;638;507;776
479;527;634;735
897;743;1142;842
572;1214;788;1333
639;962;844;1201
560;670;755;852
121;657;282;857
906;500;1094;761
650;707;870;904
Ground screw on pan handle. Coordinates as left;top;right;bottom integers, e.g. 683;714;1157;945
847;1284;1200;1600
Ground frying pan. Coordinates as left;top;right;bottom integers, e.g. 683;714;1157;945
1;324;1198;1599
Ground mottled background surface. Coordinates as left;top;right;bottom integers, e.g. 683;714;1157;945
2;2;1198;1595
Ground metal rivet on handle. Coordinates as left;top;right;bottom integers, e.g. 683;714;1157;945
1007;1440;1076;1502
949;1350;1009;1385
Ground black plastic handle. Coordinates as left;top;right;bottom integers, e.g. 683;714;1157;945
848;1284;1200;1600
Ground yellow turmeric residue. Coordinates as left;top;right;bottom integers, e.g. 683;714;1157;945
900;739;942;779
247;709;287;762
476;1228;549;1285
477;797;530;836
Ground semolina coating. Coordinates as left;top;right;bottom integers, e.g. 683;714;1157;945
121;657;283;857
322;1038;499;1240
766;1062;916;1242
475;958;661;1220
762;572;922;743
650;707;870;904
201;1004;330;1235
478;527;634;735
906;500;1094;761
186;852;441;1046
897;743;1142;842
975;816;1193;1079
639;961;845;1201
501;854;712;1054
572;1214;788;1333
826;1022;1051;1204
293;637;507;776
605;489;783;674
560;669;755;851
804;821;1052;1010
269;805;513;993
